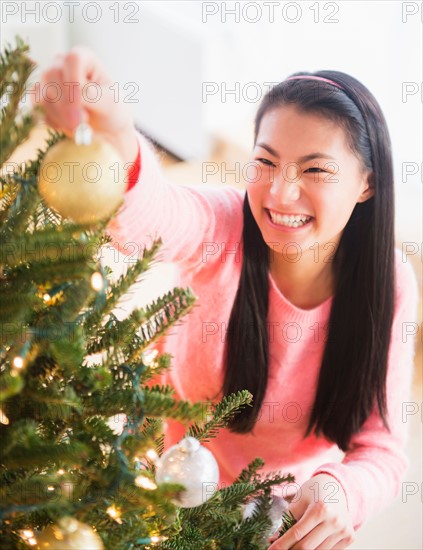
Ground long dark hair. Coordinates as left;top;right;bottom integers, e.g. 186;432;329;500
221;71;395;451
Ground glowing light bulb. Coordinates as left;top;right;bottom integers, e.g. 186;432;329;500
135;475;157;490
150;535;168;543
57;469;65;476
141;348;158;366
145;449;158;462
0;407;9;425
43;293;51;303
90;272;104;291
13;356;24;369
106;505;122;524
20;530;37;544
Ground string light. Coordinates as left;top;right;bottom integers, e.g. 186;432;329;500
43;293;51;303
57;469;65;476
0;407;9;425
135;475;157;490
150;535;168;544
20;530;37;546
90;272;104;291
106;505;122;524
12;356;24;369
141;348;158;367
145;449;158;462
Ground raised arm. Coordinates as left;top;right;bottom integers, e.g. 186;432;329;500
106;129;244;270
35;46;244;272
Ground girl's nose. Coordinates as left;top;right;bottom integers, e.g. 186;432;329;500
270;163;301;202
270;178;301;203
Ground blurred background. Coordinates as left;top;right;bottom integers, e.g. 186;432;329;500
2;1;422;548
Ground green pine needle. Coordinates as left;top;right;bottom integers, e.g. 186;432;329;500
278;509;297;536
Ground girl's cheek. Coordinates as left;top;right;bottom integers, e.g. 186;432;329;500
246;162;274;188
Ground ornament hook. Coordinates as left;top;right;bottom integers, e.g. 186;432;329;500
74;122;93;146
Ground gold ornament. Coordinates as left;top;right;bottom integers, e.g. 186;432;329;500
38;123;126;225
36;517;104;549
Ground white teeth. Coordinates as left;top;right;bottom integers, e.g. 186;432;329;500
269;210;312;227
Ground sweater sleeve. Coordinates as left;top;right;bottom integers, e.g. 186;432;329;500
106;130;244;272
311;251;420;531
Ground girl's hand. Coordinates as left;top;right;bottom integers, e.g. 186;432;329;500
267;474;355;549
31;45;138;166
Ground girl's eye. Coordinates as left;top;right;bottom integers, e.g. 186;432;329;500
304;167;325;173
256;158;276;167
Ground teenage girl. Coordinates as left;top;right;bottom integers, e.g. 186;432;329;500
37;46;418;549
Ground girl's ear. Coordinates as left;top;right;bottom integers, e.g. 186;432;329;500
357;171;375;203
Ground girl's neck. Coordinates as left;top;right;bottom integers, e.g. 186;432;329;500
269;248;336;310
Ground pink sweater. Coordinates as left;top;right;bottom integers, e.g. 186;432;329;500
107;131;419;531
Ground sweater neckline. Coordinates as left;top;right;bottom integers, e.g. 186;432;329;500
268;271;333;323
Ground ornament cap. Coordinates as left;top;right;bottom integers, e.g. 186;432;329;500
74;122;93;145
179;436;201;454
58;516;79;533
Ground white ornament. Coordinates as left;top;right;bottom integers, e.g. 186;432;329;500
242;494;289;542
155;436;219;508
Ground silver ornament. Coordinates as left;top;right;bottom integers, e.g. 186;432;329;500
242;494;289;544
155;436;219;508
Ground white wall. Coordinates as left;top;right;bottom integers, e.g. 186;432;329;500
3;1;421;177
2;1;421;273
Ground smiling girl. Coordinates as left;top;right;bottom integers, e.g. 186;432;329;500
38;48;419;549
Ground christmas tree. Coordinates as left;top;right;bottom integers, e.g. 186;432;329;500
0;38;295;549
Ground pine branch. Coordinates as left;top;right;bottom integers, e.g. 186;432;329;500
9;259;94;287
0;37;36;166
278;510;297;536
85;287;197;359
0;179;40;235
140;353;173;383
82;238;164;332
0;128;65;185
1;435;90;470
125;288;197;361
234;457;266;484
0;279;37;328
187;390;253;443
0;128;66;236
210;482;257;508
1;226;99;267
0;372;24;403
141;388;206;424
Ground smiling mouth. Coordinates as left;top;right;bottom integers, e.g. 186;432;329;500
266;209;314;228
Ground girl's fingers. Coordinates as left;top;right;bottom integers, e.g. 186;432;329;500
61;47;93;117
33;46;135;140
315;534;355;549
270;522;332;549
267;533;279;543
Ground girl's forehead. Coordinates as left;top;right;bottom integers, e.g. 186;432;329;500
257;107;347;157
259;105;338;132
